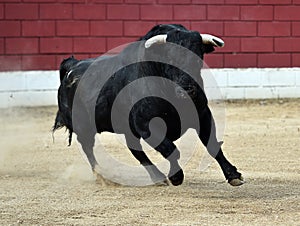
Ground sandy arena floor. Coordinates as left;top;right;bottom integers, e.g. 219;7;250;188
0;99;299;225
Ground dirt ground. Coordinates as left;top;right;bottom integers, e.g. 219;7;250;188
0;99;299;226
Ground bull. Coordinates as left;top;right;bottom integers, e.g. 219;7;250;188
53;24;244;186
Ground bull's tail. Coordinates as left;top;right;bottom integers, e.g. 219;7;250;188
53;111;65;131
59;55;79;82
52;111;73;146
53;55;78;146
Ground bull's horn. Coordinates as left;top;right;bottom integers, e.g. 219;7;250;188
201;34;225;47
145;34;168;48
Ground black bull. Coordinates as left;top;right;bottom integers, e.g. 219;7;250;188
53;24;244;186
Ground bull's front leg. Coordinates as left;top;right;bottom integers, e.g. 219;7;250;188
125;136;168;185
150;138;184;186
198;106;244;186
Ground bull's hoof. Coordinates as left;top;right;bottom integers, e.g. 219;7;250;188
228;175;244;186
154;179;169;186
168;169;184;186
95;173;120;186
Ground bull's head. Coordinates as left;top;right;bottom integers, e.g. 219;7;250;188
145;30;224;57
142;26;224;100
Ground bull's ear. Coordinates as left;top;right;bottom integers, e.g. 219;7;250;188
203;44;215;54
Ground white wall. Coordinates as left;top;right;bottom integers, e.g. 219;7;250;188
0;71;59;108
208;68;300;99
0;68;300;108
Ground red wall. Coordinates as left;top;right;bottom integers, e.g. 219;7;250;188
0;0;299;71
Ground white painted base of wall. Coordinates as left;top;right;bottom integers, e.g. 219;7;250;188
207;68;300;99
0;71;59;108
0;68;300;108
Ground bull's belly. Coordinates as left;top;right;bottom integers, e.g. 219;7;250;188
94;111;184;141
94;96;196;142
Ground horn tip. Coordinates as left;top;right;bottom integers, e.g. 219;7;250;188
201;34;225;48
144;34;168;49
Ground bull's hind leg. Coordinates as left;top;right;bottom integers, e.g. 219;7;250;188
77;132;98;172
77;132;119;186
198;106;244;186
125;136;168;185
